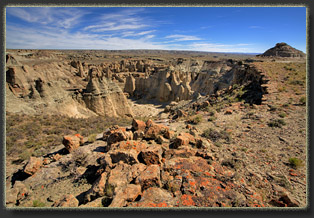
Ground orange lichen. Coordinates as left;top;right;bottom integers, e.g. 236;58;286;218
181;194;196;206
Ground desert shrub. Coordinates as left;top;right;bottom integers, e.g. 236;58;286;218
18;150;31;161
208;116;217;122
188;115;203;124
299;96;306;105
278;112;287;118
88;134;97;143
202;128;231;143
32;200;46;207
207;108;216;116
289;80;304;86
268;105;277;112
6;113;132;162
289;157;303;168
267;119;286;128
278;86;286;92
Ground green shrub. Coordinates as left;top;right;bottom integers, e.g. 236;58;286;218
267;119;286;128
278;112;287;118
289;157;303;168
207;108;216;116
188;115;203;124
32;200;46;207
202;128;231;143
208;116;217;122
88;134;97;143
299;96;306;105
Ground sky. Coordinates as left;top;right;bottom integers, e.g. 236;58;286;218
6;7;307;53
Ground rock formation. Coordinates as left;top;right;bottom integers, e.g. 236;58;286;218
79;67;133;117
125;59;265;103
258;42;305;58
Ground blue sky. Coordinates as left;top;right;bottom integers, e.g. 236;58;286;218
6;7;306;53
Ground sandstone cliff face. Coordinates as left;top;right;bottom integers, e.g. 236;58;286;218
5;53;133;118
126;59;264;103
258;43;305;58
78;67;133;117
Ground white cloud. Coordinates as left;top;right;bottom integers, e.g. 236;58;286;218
121;30;155;37
6;7;86;29
165;34;201;41
83;8;150;33
182;42;254;53
249;26;264;29
6;25;165;50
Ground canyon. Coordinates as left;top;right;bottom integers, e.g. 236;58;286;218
5;44;307;208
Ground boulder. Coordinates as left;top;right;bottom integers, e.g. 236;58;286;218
62;134;83;153
138;144;163;165
84;172;108;202
109;149;139;165
106;129;128;146
6;181;30;206
173;132;195;148
136;164;161;190
24;157;43;176
144;120;169;140
128;187;175;207
106;163;133;197
109;184;142;207
133;131;145;140
52;194;79;207
132;119;146;132
164;146;197;159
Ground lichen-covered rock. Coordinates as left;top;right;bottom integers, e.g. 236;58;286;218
136;164;161;190
138;144;163;165
106;163;133;197
62;134;83;153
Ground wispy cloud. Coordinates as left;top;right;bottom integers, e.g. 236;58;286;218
180;42;254;53
121;30;156;37
6;7;86;29
249;25;264;29
165;34;201;41
6;25;163;50
83;8;150;33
